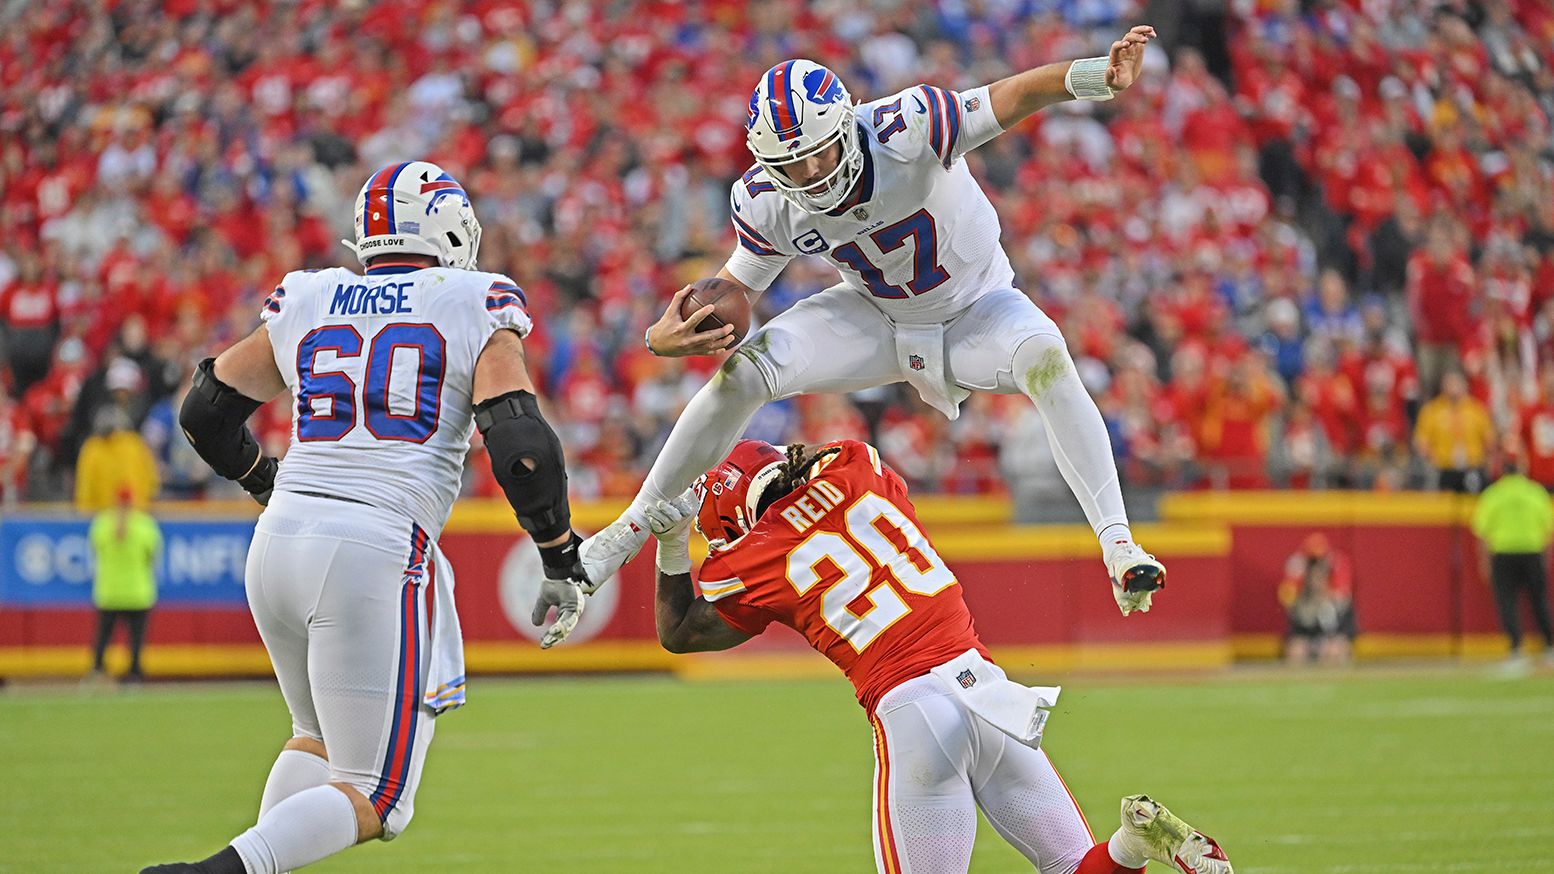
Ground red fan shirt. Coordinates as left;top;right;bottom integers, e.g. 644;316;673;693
696;440;988;712
1520;403;1554;489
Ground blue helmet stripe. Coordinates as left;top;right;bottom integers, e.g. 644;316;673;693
383;162;411;234
771;60;801;140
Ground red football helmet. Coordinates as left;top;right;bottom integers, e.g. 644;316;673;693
693;439;787;549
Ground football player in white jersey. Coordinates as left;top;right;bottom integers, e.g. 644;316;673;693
142;161;592;874
565;27;1166;636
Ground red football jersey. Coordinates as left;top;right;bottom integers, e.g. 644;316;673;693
696;440;988;712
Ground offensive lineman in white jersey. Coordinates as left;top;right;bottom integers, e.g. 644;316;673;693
143;161;592;873
562;28;1166;633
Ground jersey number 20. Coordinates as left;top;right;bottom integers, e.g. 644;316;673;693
296;323;446;443
785;491;956;653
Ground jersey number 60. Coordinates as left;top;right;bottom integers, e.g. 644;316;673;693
296;323;447;443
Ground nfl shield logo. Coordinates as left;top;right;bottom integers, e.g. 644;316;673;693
956;669;976;689
964;96;981;112
908;354;926;371
852;206;870;221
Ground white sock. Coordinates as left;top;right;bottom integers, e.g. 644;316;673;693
1014;334;1131;546
1098;522;1137;562
1107;827;1151;868
231;785;358;874
258;749;332;819
633;355;772;505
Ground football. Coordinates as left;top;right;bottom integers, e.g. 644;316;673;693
679;277;752;343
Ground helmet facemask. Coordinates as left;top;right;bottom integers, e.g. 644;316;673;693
752;116;863;214
692;442;789;552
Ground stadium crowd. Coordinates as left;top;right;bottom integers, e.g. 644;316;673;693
1;0;1552;513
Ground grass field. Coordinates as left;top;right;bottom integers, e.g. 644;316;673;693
3;666;1552;873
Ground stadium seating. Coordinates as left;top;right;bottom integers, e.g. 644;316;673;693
0;0;1550;505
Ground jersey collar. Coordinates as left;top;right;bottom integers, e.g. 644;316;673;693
365;263;427;275
825;123;876;218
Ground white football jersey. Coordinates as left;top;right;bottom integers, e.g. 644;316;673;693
260;265;532;536
725;83;1013;324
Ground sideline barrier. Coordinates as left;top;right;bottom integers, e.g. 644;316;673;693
8;491;1510;678
0;499;1232;678
1158;491;1507;658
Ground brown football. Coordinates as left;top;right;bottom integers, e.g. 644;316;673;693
678;277;752;342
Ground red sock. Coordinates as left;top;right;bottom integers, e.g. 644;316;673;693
1075;840;1146;874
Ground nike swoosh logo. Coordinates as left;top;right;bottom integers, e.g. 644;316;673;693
912;96;927;114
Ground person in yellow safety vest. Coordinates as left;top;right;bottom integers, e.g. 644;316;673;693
88;486;162;682
1471;457;1554;674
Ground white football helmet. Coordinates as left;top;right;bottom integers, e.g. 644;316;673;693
746;60;862;213
346;161;482;270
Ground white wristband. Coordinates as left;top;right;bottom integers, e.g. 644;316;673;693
1065;57;1116;101
656;537;691;576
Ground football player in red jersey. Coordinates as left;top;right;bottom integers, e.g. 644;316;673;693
648;439;1232;874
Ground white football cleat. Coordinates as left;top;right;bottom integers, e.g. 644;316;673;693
577;511;651;593
1107;544;1166;615
1117;794;1232;874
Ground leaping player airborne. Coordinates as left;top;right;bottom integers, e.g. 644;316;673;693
550;26;1168;633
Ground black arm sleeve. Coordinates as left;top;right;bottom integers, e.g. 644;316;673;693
475;389;573;543
178;358;277;499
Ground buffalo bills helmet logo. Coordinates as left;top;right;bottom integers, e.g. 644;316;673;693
420;171;470;211
803;67;844;104
747;90;761;130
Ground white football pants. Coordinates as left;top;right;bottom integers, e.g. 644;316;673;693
869;673;1094;874
637;285;1128;537
245;492;444;839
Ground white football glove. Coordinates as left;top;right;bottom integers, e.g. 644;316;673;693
531;578;586;649
643;489;698;575
1107;545;1166;617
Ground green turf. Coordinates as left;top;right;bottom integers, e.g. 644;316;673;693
3;667;1552;873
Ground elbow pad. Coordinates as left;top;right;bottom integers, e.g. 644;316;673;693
475;390;572;543
179;358;274;496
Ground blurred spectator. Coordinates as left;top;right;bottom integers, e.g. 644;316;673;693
1256;297;1304;385
1269;399;1333;489
1520;366;1554;490
1407;221;1480;401
1000;405;1085;525
1471;459;1554;672
0;379;36;504
1198;355;1282;489
75;403;159;513
1278;533;1357;666
0;0;1549;506
87;486;161;683
0;252;59;394
140;367;212;500
1413;371;1495;493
